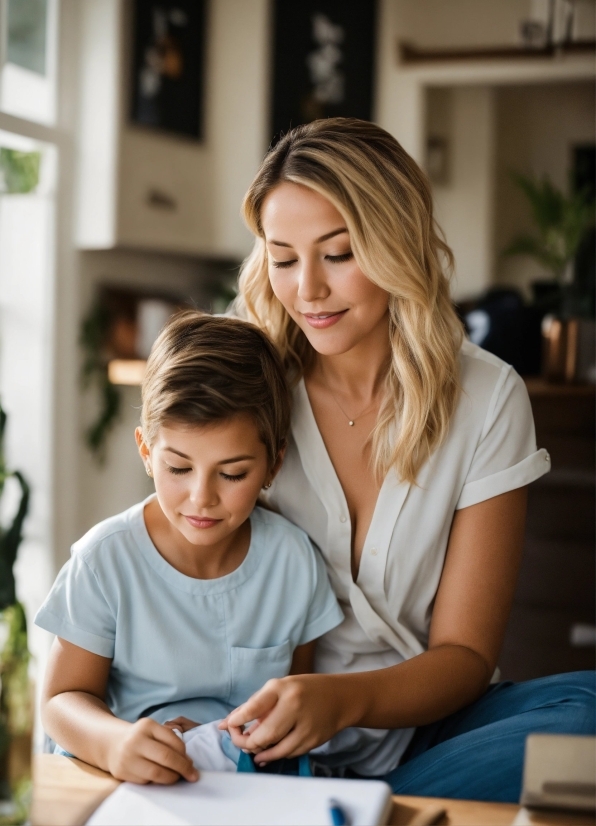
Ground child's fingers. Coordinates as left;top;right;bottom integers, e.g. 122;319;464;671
148;724;199;782
126;754;185;785
163;716;200;733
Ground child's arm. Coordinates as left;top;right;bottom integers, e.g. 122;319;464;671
42;637;198;784
289;640;316;674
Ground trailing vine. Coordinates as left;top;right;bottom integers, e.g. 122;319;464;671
79;301;121;463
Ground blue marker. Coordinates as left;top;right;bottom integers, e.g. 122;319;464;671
328;798;350;826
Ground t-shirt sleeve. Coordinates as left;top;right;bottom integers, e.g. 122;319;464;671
298;542;344;645
34;552;116;658
456;366;551;510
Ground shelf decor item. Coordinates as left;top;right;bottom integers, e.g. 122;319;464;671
130;0;206;140
503;167;595;382
0;403;31;826
271;0;377;142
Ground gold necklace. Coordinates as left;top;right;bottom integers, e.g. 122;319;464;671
327;387;377;426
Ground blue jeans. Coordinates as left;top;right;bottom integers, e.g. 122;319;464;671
379;671;595;803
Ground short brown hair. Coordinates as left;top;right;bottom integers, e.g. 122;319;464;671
141;311;291;466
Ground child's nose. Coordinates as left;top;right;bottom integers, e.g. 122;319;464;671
189;478;219;508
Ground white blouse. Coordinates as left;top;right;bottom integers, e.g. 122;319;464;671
263;340;551;775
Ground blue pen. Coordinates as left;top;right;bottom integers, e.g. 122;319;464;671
328;798;350;826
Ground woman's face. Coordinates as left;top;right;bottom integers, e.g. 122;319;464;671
261;182;389;358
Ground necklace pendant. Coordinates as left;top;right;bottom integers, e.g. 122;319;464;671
348;420;354;426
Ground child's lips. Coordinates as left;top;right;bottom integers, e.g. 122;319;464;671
184;515;222;529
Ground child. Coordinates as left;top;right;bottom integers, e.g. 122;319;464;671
36;312;343;784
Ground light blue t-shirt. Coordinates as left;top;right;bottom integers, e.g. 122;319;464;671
35;498;343;725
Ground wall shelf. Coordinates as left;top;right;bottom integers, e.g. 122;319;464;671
398;39;596;66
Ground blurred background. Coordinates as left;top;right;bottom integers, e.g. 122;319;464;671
0;0;594;749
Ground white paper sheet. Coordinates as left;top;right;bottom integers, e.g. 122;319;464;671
86;771;393;826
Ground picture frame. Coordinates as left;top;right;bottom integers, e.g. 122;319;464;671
271;0;378;143
130;0;206;141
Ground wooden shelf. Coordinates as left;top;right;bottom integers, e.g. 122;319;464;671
398;39;596;66
524;377;596;398
107;359;146;386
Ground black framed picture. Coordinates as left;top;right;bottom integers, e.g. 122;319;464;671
130;0;206;140
271;0;378;143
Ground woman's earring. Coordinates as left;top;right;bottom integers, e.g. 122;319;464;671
146;465;153;478
263;482;272;489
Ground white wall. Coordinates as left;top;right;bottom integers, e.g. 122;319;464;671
494;81;596;294
72;248;217;553
375;0;595;300
430;87;496;301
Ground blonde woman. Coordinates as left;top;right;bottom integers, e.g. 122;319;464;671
222;118;595;802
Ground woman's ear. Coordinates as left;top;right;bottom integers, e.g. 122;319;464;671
135;427;152;475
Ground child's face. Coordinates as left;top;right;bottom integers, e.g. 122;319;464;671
137;415;274;549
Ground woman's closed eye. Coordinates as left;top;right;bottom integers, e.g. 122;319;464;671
271;258;297;269
271;251;353;269
325;251;353;264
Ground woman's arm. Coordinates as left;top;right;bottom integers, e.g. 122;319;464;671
223;487;527;762
42;637;198;783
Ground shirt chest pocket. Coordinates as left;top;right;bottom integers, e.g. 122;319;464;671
229;640;292;707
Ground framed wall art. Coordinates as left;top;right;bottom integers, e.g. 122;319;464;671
130;0;206;140
271;0;378;143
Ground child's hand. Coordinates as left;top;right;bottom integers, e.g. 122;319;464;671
107;718;199;784
163;716;201;734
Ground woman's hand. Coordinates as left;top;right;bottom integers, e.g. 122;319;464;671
219;674;352;764
163;716;201;734
106;717;199;784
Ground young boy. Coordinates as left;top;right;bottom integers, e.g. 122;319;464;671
36;312;343;783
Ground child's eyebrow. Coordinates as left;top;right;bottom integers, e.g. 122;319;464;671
163;447;255;464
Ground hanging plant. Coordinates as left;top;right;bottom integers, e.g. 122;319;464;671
79;301;121;463
0;402;32;822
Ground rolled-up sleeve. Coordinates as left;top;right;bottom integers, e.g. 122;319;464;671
34;553;116;658
456;367;550;510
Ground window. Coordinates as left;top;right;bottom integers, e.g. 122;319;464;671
0;0;58;124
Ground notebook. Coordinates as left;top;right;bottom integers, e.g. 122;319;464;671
86;771;393;826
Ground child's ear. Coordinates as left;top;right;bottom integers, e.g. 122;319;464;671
135;427;151;470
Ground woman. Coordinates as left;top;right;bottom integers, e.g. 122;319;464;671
224;118;594;802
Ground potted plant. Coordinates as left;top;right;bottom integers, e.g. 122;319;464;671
503;172;595;381
0;403;31;825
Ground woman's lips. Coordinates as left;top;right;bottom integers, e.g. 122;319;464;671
184;515;222;529
303;310;347;329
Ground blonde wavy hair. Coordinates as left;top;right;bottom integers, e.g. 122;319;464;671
235;118;464;485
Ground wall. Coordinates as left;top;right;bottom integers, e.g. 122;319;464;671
494;81;596;295
428;86;495;301
375;0;595;300
73;248;220;553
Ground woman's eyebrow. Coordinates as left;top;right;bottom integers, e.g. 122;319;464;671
268;227;348;247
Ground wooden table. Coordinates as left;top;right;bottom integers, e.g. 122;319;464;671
31;754;595;826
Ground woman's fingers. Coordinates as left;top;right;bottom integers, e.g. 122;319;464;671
225;683;280;729
253;728;308;765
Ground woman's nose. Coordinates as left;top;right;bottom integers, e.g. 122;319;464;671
297;259;330;303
